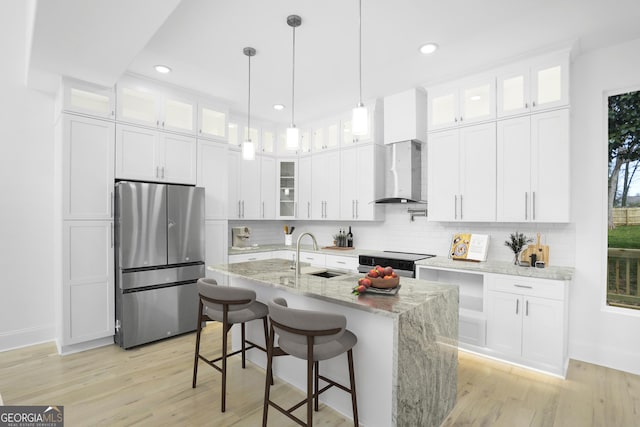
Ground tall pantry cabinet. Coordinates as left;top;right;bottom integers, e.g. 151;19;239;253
55;79;116;354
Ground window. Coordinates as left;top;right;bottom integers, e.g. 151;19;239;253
607;89;640;309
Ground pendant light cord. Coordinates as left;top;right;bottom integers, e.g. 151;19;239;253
358;0;363;107
247;53;251;136
291;25;296;127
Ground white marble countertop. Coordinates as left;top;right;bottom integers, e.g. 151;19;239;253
228;243;363;257
208;258;458;319
416;257;575;281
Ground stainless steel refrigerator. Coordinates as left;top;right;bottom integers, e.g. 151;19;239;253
114;181;205;349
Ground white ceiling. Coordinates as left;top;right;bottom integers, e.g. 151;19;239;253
27;0;640;124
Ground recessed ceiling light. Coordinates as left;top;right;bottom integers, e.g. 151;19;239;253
419;43;439;55
154;65;172;74
273;104;285;111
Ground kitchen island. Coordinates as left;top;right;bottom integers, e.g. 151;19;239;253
208;258;458;427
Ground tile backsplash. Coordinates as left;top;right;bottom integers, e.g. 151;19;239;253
230;204;576;267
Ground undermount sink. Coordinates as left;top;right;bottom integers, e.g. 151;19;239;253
306;270;347;278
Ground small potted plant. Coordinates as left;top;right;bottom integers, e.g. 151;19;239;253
504;232;533;265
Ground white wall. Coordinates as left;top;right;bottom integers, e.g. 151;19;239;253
570;36;640;375
0;1;56;350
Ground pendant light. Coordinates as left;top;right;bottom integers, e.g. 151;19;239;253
352;0;368;135
242;47;256;160
286;15;302;150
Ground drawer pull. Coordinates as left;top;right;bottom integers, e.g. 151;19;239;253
336;261;346;264
514;284;533;289
516;299;519;314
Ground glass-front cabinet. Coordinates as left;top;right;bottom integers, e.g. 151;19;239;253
198;102;227;140
497;51;569;118
278;160;297;218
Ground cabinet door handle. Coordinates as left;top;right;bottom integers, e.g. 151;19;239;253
161;167;165;179
110;222;114;248
525;102;529;109
262;201;264;218
352;200;355;219
454;117;458;123
516;299;519;315
156;120;160;126
460;194;463;220
162;121;165;128
532;191;536;221
355;200;359;219
307;201;310;218
514;284;533;289
336;261;346;265
238;201;241;218
156;166;160;178
454;195;458;220
525;192;528;220
242;200;245;218
460;116;464;122
294;202;297;218
110;191;114;218
532;101;536;108
526;300;529;316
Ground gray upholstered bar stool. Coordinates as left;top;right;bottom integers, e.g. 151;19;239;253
192;278;269;412
262;297;359;427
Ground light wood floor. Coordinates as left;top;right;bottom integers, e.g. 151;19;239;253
1;324;639;426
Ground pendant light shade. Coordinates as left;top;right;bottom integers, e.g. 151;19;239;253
286;15;302;150
286;126;299;149
352;0;369;136
242;47;256;160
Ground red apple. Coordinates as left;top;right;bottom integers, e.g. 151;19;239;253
357;285;366;293
383;266;394;276
368;269;379;278
361;278;372;287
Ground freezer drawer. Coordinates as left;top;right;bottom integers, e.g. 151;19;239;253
119;263;204;290
117;282;198;349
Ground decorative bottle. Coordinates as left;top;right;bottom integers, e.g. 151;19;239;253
347;226;353;248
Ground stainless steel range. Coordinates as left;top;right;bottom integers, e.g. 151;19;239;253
358;251;436;278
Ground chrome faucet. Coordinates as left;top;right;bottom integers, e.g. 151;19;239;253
296;232;319;275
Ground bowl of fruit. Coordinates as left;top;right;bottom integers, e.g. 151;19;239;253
352;265;399;295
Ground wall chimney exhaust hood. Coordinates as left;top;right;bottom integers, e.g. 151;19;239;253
374;140;424;203
375;88;428;204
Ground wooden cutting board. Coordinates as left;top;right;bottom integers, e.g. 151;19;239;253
520;233;550;266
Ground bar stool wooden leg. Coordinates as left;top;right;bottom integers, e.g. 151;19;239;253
307;357;314;427
221;311;228;412
314;361;319;412
347;349;359;427
192;301;204;388
241;323;246;368
262;317;273;385
262;325;275;427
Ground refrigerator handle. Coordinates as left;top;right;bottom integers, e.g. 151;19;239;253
110;222;114;248
110;191;114;218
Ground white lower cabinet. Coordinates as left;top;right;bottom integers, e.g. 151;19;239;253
61;221;114;349
228;252;272;263
486;274;568;376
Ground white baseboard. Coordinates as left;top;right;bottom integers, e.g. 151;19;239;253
57;336;114;356
0;325;55;353
570;339;640;376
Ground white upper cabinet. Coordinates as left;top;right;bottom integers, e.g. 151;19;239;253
197;101;228;141
428;74;496;131
116;76;197;135
312;120;340;152
227;122;240;147
297;156;313;219
261;128;276;154
260;156;277;219
62;115;115;220
197;140;228;220
115;123;196;184
497;51;569;118
60;78;115;119
312;150;340;220
384;88;427;143
428;122;497;222
497;109;569;222
340;144;385;221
